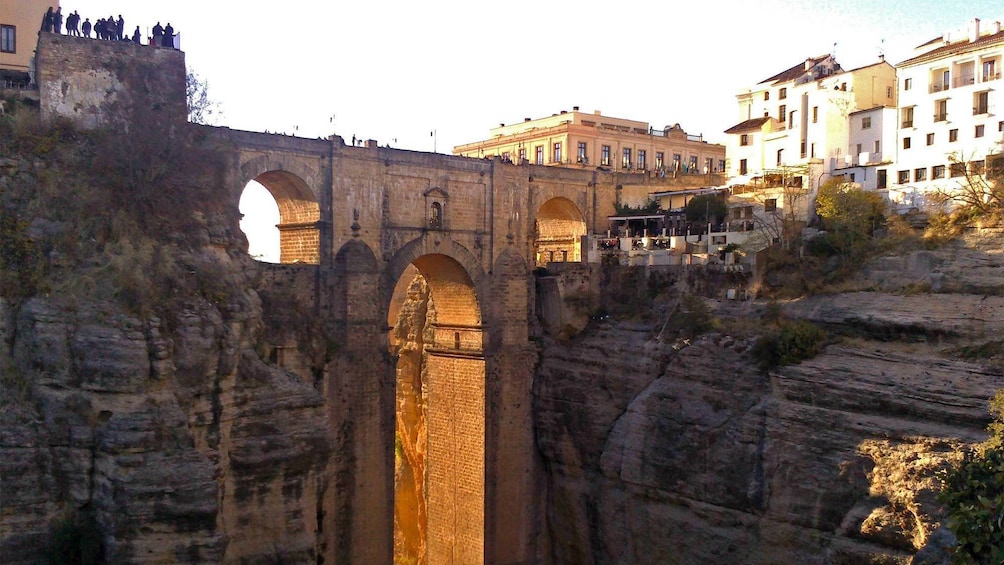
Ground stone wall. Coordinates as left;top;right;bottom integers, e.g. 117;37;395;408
35;33;186;128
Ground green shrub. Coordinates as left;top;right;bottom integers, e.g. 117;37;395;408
938;445;1004;564
752;320;827;370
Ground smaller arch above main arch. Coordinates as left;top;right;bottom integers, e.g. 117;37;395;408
535;196;587;266
239;155;321;264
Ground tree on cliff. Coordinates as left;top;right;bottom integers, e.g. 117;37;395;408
812;178;886;261
186;69;221;125
938;389;1004;564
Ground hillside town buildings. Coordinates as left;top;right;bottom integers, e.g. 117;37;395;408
454;108;725;176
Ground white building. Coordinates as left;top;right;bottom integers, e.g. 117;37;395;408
831;105;898;190
891;18;1004;209
724;54;896;224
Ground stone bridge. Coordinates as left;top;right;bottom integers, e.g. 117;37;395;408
215;127;617;564
33;31;719;564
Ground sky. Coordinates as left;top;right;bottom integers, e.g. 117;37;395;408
61;0;1004;259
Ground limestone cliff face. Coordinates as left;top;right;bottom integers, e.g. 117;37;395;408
534;229;1004;564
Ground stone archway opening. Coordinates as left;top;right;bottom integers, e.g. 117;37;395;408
387;254;484;565
534;197;586;266
239;170;320;264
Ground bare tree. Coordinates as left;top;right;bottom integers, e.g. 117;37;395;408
734;163;811;251
186;69;221;125
930;151;1004;215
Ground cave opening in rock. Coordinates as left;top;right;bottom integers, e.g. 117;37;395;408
238;170;319;264
534;197;586;267
387;254;485;565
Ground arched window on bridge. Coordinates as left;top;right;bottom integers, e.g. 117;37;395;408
430;201;443;229
239;170;320;264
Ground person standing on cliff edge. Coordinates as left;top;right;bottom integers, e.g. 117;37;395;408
117;15;124;40
152;22;163;46
41;7;53;33
53;7;63;34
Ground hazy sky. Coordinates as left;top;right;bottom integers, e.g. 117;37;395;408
61;1;1004;260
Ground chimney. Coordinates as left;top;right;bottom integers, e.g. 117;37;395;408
971;18;981;42
994;21;1002;34
943;31;952;44
499;123;505;127
878;54;885;63
572;106;580;111
594;110;601;116
524;117;531;122
560;110;567;114
805;58;814;71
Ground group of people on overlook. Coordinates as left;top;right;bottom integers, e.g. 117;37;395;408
40;7;178;48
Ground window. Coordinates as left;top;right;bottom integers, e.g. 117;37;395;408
926;133;934;145
862;116;872;129
552;142;562;163
933;165;946;179
903;137;911;149
740;133;751;146
812;106;818;123
949;128;959;142
739;159;748;175
622;148;632;169
914;168;927;181
776;148;784;166
673;154;681;170
778;104;786;122
655;152;664;169
764;91;770;101
689;155;698;172
935;99;947;122
874;140;880;153
976;124;986;138
429;202;443;229
577;142;587;163
788;110;795;129
638;150;647;170
933;69;950;91
764;198;777;212
810;142;816;158
887;86;893;98
984;59;999;81
501;151;511;163
904;77;913;90
518;147;526;162
600;145;611;166
972;160;985;175
950;162;965;177
856;143;862;156
705;157;713;173
975;91;990;114
898;170;909;183
718;159;726;173
0;25;13;54
877;169;887;189
779;87;787;99
901;106;914;128
535;145;544;165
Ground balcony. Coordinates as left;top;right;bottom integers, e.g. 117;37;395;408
954;75;976;88
930;83;949;93
901;120;914;128
974;106;989;115
984;72;1001;82
934;113;948;122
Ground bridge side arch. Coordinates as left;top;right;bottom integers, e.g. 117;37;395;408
534;196;587;266
239;154;322;264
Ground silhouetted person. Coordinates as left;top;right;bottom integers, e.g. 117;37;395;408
152;22;163;45
65;11;78;36
41;7;53;33
162;23;174;47
117;16;124;40
81;18;91;37
54;8;63;34
107;15;116;40
132;26;141;44
95;18;104;40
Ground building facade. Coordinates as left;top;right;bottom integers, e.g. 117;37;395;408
1;0;55;85
454;108;725;176
724;54;896;224
890;18;1004;208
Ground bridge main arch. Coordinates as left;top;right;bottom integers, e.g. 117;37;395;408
384;235;488;565
239;155;322;264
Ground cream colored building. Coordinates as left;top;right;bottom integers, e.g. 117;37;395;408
890;18;1004;208
1;0;55;85
454;107;725;175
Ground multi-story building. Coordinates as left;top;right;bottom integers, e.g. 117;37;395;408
890;18;1004;208
724;54;896;224
453;107;725;176
831;105;898;190
1;0;55;86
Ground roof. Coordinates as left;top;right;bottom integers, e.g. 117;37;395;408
898;30;1004;67
724;117;769;134
759;55;829;84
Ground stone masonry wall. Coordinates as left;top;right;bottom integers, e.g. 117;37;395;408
35;33;186;128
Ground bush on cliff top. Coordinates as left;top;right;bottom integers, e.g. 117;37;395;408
751;319;827;371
